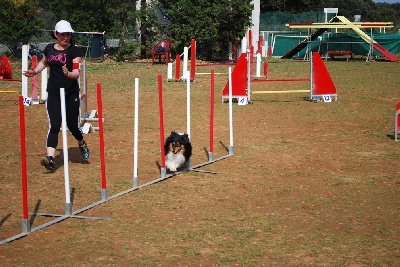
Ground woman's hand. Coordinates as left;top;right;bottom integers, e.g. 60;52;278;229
62;64;69;78
22;69;37;77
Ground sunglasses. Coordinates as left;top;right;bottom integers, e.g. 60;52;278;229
57;32;71;37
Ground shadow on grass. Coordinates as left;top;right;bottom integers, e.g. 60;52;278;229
0;214;12;227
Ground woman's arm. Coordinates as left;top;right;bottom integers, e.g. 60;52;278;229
22;55;48;77
62;57;81;80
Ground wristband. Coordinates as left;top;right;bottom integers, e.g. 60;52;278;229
72;63;81;73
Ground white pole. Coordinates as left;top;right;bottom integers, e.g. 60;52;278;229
21;45;29;98
167;63;173;80
41;68;48;102
256;53;261;77
186;71;191;140
310;52;313;100
228;67;234;155
241;37;247;54
60;88;72;215
82;59;88;119
133;78;139;188
186;70;192;168
247;51;251;103
183;47;189;80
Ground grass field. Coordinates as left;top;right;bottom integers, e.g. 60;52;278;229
0;55;399;266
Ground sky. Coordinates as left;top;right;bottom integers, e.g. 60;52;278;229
372;0;399;3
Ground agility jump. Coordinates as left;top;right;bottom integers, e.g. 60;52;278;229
167;39;235;82
222;51;337;103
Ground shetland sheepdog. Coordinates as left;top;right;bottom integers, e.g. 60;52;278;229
164;131;192;172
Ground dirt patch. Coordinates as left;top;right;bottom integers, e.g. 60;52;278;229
0;58;399;266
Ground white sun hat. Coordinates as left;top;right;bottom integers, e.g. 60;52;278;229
55;20;74;33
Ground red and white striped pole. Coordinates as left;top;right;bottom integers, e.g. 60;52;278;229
158;75;166;178
209;70;215;161
19;95;30;233
97;83;107;200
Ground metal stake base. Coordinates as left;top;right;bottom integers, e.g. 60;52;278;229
65;203;72;215
101;189;107;201
133;177;138;188
22;219;30;233
208;152;214;162
161;167;167;179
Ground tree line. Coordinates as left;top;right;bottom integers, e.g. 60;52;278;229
261;0;400;27
0;0;253;61
1;0;398;61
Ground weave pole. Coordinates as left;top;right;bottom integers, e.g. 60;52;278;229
186;71;192;168
228;68;234;155
158;75;167;178
190;39;196;81
209;70;215;161
186;71;191;140
175;55;181;81
41;67;48;101
21;45;28;98
19;96;30;233
183;47;189;80
133;78;139;187
60;88;72;215
31;55;38;103
97;83;107;200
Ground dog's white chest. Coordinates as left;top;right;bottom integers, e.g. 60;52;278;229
165;151;186;172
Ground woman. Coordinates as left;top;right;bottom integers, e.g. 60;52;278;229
23;20;89;171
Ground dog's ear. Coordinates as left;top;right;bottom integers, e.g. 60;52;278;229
165;133;173;144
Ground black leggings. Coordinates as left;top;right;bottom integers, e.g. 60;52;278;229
45;91;83;149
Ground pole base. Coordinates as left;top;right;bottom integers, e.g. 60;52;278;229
65;203;72;215
208;152;214;162
133;177;138;189
22;219;30;233
101;189;107;201
161;167;167;179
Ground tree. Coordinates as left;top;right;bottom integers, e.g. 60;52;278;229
138;0;162;59
48;0;111;32
157;0;253;61
0;0;45;56
261;0;323;13
48;0;160;60
375;3;400;30
322;0;377;21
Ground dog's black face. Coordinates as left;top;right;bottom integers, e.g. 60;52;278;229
164;131;192;161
